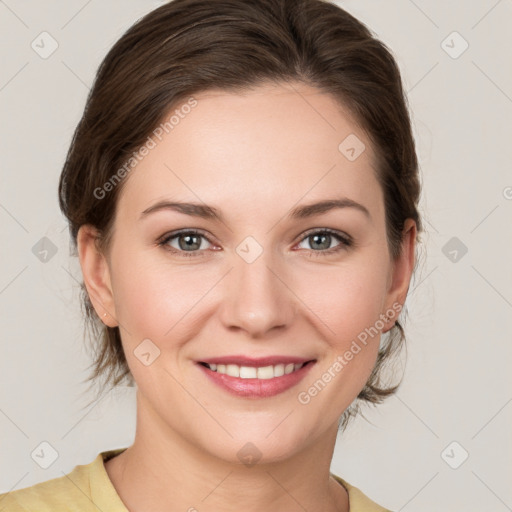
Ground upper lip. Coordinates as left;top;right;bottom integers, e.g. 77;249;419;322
198;355;315;367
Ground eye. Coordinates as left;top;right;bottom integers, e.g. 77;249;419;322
295;228;352;256
157;228;353;258
157;229;215;257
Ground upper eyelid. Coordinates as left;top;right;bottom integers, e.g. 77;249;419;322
161;228;214;242
299;227;351;240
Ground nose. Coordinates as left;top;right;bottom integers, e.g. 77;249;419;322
218;248;296;338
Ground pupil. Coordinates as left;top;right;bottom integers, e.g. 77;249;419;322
311;233;330;250
180;234;200;251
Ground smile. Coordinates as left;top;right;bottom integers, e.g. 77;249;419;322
200;362;305;379
197;357;316;398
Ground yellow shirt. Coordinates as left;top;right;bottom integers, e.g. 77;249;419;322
0;448;392;511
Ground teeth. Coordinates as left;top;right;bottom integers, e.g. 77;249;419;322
285;363;295;375
240;366;257;378
273;364;284;377
257;366;274;379
226;364;239;377
206;362;306;379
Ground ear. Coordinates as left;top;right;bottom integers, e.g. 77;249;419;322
382;218;417;333
77;225;118;328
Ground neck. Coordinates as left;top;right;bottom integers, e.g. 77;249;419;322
104;391;349;512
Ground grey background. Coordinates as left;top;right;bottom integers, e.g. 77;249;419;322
1;1;511;510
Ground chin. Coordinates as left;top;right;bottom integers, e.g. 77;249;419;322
194;423;316;468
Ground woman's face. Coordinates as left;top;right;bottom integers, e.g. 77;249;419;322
80;81;415;464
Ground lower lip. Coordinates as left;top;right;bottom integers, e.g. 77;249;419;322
197;362;315;398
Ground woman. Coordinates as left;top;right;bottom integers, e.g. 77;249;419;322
0;0;422;510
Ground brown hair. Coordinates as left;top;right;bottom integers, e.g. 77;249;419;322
59;0;423;428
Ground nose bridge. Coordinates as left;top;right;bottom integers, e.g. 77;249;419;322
220;238;294;336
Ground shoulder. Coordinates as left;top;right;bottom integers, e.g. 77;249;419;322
0;449;127;512
0;465;92;512
331;473;394;512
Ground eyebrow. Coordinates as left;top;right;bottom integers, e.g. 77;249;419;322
139;197;371;222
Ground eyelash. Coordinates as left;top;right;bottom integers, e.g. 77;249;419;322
157;228;353;258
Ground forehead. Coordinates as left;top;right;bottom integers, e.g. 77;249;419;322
116;82;383;222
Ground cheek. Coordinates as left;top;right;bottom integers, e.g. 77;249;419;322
109;248;212;343
108;254;215;391
293;257;390;346
291;257;390;402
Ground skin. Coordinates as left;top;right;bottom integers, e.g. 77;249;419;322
78;81;416;512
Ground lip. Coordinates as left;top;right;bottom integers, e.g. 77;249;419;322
198;355;313;367
197;358;316;399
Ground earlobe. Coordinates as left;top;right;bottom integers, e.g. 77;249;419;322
76;225;118;327
383;218;417;332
